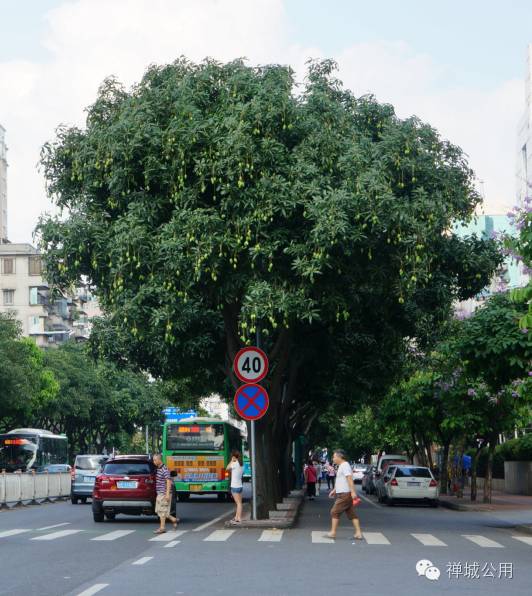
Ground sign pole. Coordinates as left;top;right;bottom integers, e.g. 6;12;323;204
251;328;261;521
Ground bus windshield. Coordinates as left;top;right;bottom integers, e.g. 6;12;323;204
166;424;224;451
0;437;38;472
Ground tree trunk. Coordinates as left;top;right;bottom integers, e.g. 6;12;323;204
483;438;496;504
470;444;483;502
439;441;450;495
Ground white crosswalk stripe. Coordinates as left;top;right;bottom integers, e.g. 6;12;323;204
164;540;181;548
512;535;532;545
150;530;187;542
311;531;334;544
204;530;235;542
411;533;447;546
32;529;84;541
462;535;504;548
91;530;135;541
363;532;390;545
0;529;31;538
258;530;284;542
76;583;109;596
132;556;152;566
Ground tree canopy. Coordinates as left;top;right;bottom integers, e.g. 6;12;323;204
37;58;500;514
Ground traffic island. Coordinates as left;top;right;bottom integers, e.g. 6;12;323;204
224;489;304;528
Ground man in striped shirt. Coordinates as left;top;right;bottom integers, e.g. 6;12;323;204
153;454;179;534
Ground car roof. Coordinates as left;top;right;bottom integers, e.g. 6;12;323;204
106;455;152;462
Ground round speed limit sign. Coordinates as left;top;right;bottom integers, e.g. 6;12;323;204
233;346;269;383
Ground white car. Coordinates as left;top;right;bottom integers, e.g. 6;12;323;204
382;465;439;507
352;464;369;483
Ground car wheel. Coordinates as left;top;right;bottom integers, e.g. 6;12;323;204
387;497;394;506
81;497;87;504
430;499;439;508
71;496;79;505
93;510;104;522
178;493;190;502
105;512;116;520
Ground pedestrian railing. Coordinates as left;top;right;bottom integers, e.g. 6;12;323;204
0;470;71;508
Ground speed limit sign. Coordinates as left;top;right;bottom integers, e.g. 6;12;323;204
233;346;269;383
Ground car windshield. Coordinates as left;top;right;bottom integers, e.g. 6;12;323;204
166;424;224;451
103;462;153;475
395;467;432;478
75;456;102;470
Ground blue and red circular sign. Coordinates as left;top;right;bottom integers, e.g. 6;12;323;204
234;383;270;421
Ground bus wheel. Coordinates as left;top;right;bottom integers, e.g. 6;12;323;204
71;496;79;505
178;493;190;502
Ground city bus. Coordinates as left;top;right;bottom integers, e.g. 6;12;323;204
162;418;243;501
0;428;68;472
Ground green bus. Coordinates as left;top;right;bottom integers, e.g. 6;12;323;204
162;418;243;501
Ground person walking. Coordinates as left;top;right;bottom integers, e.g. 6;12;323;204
325;461;336;490
304;460;317;500
327;449;362;540
314;460;323;496
152;454;179;535
227;450;244;523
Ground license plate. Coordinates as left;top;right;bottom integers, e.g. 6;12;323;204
84;476;95;483
407;481;421;486
189;484;203;491
117;481;137;489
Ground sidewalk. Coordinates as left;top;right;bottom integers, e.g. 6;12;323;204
439;488;532;513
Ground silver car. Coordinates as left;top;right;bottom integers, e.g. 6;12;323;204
71;455;107;504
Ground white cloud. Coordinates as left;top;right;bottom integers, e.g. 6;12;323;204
0;0;524;242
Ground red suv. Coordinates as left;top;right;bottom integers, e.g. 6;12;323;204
92;455;159;522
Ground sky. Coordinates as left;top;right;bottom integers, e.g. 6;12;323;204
1;0;531;243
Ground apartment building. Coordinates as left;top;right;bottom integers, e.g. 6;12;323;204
0;242;96;347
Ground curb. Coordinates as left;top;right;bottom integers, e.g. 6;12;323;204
438;499;493;512
225;489;304;529
514;524;532;536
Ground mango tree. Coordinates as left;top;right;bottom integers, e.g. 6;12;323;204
37;59;499;516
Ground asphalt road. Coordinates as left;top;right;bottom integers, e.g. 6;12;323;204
1;484;532;596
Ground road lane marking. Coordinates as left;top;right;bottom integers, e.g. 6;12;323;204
462;535;504;548
37;522;71;531
164;540;181;547
311;531;335;544
204;530;235;541
512;535;532;545
132;556;153;565
411;533;447;546
0;529;31;538
192;510;234;532
91;530;135;541
258;530;284;542
31;529;83;541
76;584;109;596
363;532;390;545
150;530;187;542
358;493;381;508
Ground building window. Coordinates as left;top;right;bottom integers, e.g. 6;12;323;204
28;256;42;276
28;315;42;335
2;289;14;305
29;287;39;305
1;257;15;274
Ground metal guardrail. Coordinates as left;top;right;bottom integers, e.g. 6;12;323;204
0;471;71;508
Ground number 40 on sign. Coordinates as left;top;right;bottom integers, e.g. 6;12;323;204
233;346;269;383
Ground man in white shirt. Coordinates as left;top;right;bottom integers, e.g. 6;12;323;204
327;449;362;540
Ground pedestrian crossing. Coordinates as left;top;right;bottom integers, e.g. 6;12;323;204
1;526;531;548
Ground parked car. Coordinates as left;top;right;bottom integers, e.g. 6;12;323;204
71;454;108;504
361;465;377;494
92;455;176;522
352;464;369;483
381;465;439;507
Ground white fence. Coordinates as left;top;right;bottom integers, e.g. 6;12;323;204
0;471;71;507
